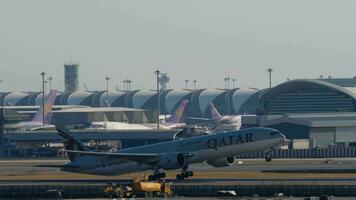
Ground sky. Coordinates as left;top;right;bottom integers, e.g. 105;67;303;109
1;0;356;92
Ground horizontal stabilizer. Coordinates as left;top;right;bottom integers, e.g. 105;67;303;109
56;127;87;151
56;125;88;161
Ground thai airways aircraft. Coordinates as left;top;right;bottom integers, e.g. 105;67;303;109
187;102;243;131
57;126;287;180
6;90;57;131
87;100;189;130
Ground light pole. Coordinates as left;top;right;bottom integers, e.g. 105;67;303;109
0;80;3;118
193;80;197;90
185;79;190;89
123;79;132;91
0;80;3;107
40;72;46;125
226;77;230;89
105;76;110;104
155;70;160;130
128;80;132;91
223;77;230;114
122;80;127;91
44;80;48;95
232;78;236;88
0;80;3;137
266;68;273;88
47;76;53;91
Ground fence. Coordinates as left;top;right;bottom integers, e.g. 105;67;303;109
238;147;356;159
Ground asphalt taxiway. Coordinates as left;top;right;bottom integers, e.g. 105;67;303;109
1;157;356;182
2;158;356;198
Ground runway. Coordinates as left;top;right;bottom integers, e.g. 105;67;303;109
1;157;356;182
2;158;356;198
4;178;356;186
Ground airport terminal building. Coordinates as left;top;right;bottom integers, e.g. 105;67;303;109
2;78;356;151
258;78;356;148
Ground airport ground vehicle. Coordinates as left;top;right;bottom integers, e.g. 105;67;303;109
104;176;173;198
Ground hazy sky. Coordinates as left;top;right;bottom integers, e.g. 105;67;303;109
1;0;356;92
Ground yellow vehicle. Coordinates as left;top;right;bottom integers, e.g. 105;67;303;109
104;174;173;198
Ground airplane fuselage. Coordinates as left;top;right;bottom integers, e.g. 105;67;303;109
216;115;240;125
62;128;285;175
5;121;54;131
87;121;186;130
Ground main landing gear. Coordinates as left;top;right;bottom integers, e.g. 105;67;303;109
176;164;194;180
265;151;272;162
176;171;194;180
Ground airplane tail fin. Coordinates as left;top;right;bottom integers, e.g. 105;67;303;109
166;100;189;123
209;102;222;119
32;90;57;123
56;125;87;162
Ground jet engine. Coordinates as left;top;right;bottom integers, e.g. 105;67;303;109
207;156;235;168
158;152;187;170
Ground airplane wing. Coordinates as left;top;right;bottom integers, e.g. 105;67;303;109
185;117;216;122
62;150;160;162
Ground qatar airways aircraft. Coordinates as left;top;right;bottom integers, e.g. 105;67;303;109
57;126;287;180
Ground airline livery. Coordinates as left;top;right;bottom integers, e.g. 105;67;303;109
6;90;57;131
87;100;189;130
187;102;243;131
57;126;287;180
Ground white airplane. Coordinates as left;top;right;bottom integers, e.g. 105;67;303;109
5;90;58;131
88;121;156;130
57;126;287;180
86;100;189;130
187;102;244;131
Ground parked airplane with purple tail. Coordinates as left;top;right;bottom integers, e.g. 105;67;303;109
87;100;189;130
186;102;245;131
5;90;58;131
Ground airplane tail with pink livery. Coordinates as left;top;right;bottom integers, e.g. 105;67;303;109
165;100;189;123
209;102;222;120
31;90;58;124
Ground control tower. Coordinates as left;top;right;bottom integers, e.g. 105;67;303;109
159;72;170;91
64;62;79;92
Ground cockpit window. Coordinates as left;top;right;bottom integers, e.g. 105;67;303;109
270;132;279;135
